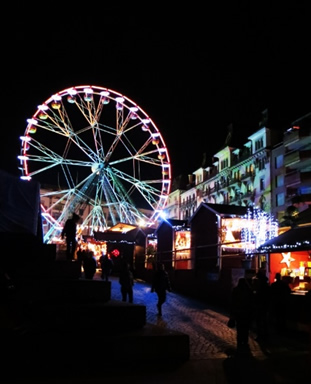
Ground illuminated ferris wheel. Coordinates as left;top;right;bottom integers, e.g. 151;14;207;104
18;85;171;243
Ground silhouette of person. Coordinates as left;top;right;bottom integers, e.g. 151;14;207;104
99;253;113;281
83;250;97;279
119;260;134;303
61;213;80;260
270;272;291;332
252;270;270;342
151;262;172;316
229;277;254;352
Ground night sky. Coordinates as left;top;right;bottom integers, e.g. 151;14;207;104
2;3;310;181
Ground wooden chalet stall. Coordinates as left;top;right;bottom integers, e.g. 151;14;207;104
186;202;259;302
259;225;311;285
148;204;276;303
259;207;311;286
142;219;192;293
258;223;311;330
154;219;190;271
189;202;257;271
94;223;150;277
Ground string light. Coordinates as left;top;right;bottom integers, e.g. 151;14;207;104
241;206;278;255
259;240;310;252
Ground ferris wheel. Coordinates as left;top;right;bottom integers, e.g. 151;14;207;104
18;85;171;243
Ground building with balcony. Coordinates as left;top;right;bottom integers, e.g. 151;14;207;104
165;126;281;221
165;112;311;225
271;112;311;223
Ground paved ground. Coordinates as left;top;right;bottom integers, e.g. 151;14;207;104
3;270;310;383
104;272;310;383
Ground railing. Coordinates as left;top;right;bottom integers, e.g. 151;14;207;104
144;240;262;270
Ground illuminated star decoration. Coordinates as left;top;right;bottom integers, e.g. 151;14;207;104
280;252;295;268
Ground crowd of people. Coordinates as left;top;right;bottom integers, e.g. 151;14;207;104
228;270;297;353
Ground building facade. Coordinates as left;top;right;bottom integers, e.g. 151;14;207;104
165;113;311;224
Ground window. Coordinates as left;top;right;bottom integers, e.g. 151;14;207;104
275;175;284;188
275;154;283;169
276;193;285;207
260;178;264;191
224;192;229;204
221;158;228;170
234;170;240;180
255;138;264;151
258;158;265;170
196;174;202;184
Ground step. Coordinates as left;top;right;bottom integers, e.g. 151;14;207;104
3;313;190;378
29;299;147;331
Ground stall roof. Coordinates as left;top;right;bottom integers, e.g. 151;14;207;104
296;207;311;225
108;222;137;233
189;202;249;222
258;225;311;253
94;224;142;243
155;219;189;234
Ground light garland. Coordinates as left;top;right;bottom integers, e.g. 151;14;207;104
241;206;278;255
259;240;310;252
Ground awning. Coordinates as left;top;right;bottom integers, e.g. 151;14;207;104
258;225;311;253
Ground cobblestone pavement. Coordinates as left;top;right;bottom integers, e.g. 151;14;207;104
111;276;250;359
100;273;309;361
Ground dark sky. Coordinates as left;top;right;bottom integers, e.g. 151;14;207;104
2;3;310;181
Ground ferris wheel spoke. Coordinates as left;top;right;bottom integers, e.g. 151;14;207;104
69;131;101;163
73;96;107;158
100;105;142;163
100;170;147;223
73;90;104;126
91;184;122;226
103;112;132;162
25;153;94;170
35;101;75;137
107;166;162;210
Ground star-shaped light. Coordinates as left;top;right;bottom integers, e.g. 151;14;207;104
280;252;295;268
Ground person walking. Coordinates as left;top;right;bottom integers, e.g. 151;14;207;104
151;262;172;316
229;277;254;352
61;213;80;260
119;261;134;303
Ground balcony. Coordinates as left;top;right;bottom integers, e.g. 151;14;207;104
241;171;255;180
218;180;229;190
283;127;311;150
228;178;242;187
285;171;311;187
202;185;217;196
284;150;311;169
